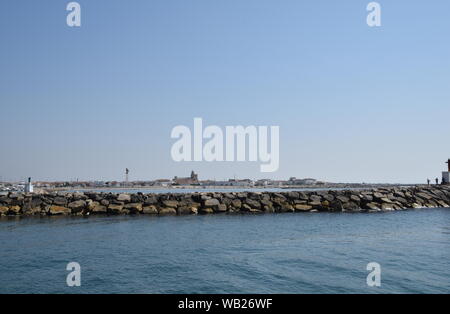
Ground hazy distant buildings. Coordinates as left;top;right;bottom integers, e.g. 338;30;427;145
208;179;254;187
288;177;317;185
0;172;324;192
255;179;271;187
173;171;199;186
153;179;172;187
229;179;254;187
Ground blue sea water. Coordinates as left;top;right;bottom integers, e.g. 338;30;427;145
0;209;449;294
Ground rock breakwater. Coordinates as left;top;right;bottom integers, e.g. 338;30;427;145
0;186;449;217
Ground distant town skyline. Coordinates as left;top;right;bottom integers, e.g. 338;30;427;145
1;1;449;183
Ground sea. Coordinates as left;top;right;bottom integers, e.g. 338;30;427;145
0;207;449;293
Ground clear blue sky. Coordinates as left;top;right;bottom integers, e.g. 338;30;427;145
0;0;449;183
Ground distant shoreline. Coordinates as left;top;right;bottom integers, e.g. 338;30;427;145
45;183;418;193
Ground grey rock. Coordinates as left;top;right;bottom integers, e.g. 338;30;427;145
244;199;261;210
203;198;220;207
159;207;177;215
68;200;86;212
53;197;68;206
142;206;158;214
162;200;179;208
117;194;131;202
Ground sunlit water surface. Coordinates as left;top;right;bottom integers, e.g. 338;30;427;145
0;208;449;293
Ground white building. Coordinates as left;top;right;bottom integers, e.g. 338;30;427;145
24;177;34;193
442;159;450;184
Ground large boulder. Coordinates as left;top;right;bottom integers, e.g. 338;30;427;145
203;198;220;207
231;199;242;209
9;198;24;206
272;193;286;201
108;204;124;214
287;191;299;199
52;197;68;206
0;206;9;215
200;207;214;214
49;205;71;215
159;207;177;215
22;204;41;215
124;203;143;213
8;205;21;215
361;193;374;202
278;202;294;213
342;202;360;211
321;194;335;202
215;204;227;212
297;192;309;200
30;197;43;208
117;194;131;202
308;200;322;207
260;199;273;211
91;203;107;214
295;204;312;211
144;196;158;205
177;206;198;215
244;199;261;210
162;200;179;208
379;197;393;204
142;205;158;214
381;203;395;211
0;196;12;205
68;200;86;213
336;196;349;203
436;200;449;208
366;202;380;211
72;192;86;200
373;192;385;201
131;194;144;203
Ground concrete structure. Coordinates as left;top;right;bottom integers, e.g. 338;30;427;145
442;159;450;184
443;172;450;184
125;168;130;183
24;177;34;193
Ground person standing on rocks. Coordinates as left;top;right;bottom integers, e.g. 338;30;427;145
427;179;430;186
436;178;439;185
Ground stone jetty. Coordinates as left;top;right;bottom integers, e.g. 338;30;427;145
0;186;449;217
